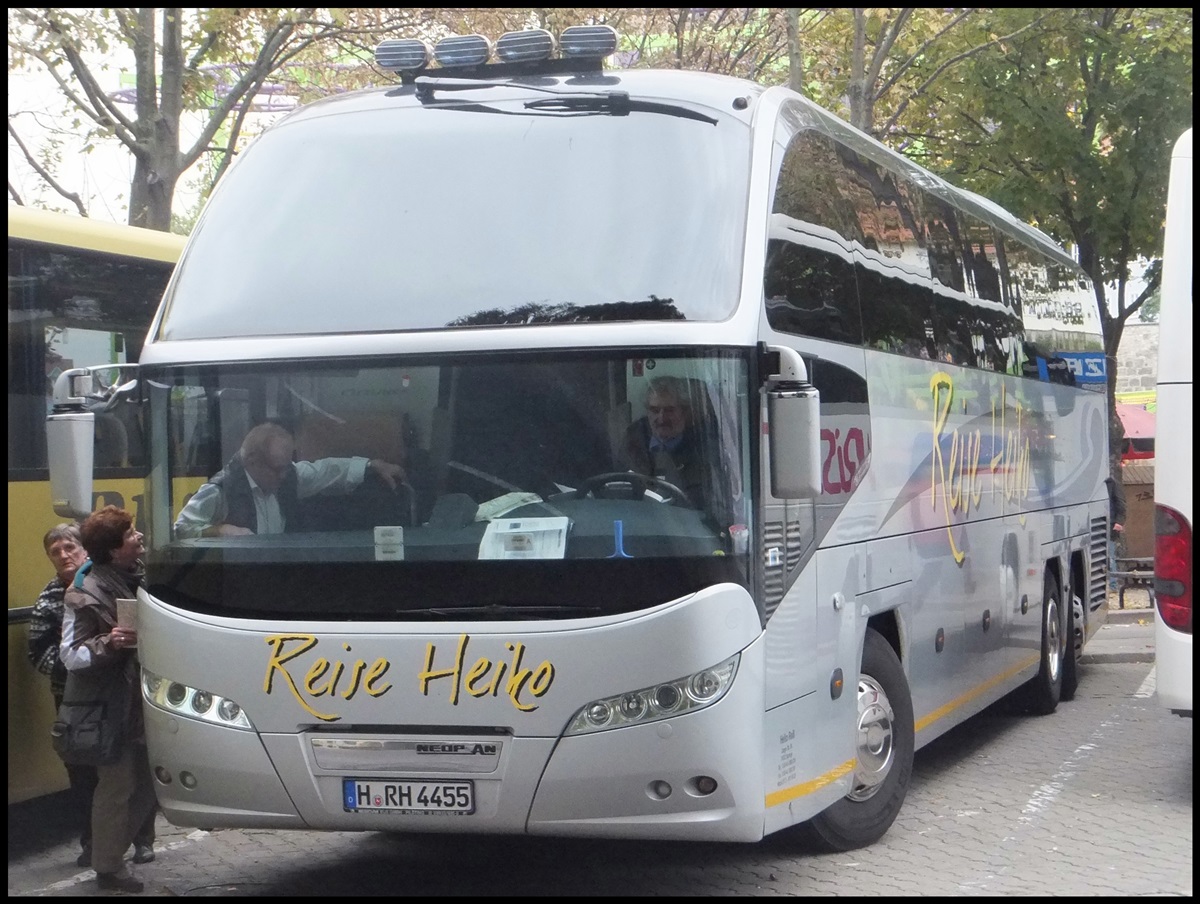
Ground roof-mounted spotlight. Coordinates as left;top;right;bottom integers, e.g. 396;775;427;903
433;34;492;69
559;25;618;61
495;28;556;64
374;39;431;75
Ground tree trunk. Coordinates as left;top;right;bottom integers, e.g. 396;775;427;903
785;9;805;96
128;154;180;232
847;10;870;131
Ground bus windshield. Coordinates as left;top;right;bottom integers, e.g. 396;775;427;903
145;349;753;620
155;93;751;340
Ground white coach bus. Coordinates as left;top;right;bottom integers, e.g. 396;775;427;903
1153;128;1192;718
48;26;1109;850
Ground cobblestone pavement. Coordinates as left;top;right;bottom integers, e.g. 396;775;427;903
9;651;1190;897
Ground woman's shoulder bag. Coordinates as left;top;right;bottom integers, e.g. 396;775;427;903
50;658;134;766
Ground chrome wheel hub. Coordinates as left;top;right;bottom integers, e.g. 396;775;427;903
1046;596;1061;681
849;674;895;802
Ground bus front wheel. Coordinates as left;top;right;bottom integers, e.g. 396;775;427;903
798;628;914;852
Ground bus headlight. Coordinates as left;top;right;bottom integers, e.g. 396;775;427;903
142;668;255;730
565;655;739;735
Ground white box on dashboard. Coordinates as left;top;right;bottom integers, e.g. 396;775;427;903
374;525;404;545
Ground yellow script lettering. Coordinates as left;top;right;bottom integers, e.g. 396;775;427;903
929;373;966;564
264;634;392;721
418;634;470;705
418;635;556;712
263;635;339;722
304;658;332;696
363;659;391;697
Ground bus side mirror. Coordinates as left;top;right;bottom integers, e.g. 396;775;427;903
764;346;821;498
46;367;104;519
47;408;95;519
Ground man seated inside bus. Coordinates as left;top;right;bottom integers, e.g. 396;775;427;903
173;422;406;538
620;376;729;518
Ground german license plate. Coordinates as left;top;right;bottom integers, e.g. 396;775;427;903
343;778;474;814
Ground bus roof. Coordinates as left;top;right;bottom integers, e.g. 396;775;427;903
273;67;1080;274
7;205;185;264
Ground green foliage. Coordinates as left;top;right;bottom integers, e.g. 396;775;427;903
901;9;1191;289
10;3;1192;351
1136;260;1164;323
873;7;1189;471
1138;287;1161;323
612;8;790;82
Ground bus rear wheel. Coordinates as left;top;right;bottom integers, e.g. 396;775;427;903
1017;570;1064;715
1060;585;1084;702
798;628;914;852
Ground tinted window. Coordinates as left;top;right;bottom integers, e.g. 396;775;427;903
766;127;1035;371
841;149;937;358
8;242;169;475
765;129;862;344
158;94;750;339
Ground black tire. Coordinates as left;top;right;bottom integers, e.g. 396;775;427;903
798;628;914;852
1060;583;1083;702
1017;570;1064;715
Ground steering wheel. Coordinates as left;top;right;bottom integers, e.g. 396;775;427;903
574;471;692;505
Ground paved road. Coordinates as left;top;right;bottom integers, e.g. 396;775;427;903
9;653;1191;896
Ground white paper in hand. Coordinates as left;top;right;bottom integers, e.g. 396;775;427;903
116;597;138;632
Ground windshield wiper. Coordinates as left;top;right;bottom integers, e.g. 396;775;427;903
413;76;717;125
415;75;585;100
419;604;602;620
524;95;717;124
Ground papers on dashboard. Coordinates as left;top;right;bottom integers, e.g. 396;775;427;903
474;491;543;521
478;516;569;560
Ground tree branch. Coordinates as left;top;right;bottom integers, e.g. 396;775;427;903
186;29;221;72
203;68;265;187
865;8;914;88
40;10;139;139
7;120;88;215
876;8;976;101
882;12;1053;135
180;14;311;167
159;8;185;125
132;7;159;128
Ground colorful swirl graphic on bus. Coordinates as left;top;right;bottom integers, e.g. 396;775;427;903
930;372;1032;564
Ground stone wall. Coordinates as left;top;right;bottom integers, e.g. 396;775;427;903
1115;322;1159;394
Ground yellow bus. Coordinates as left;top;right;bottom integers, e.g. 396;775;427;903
7;206;184;803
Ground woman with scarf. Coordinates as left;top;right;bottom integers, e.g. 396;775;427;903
61;506;156;893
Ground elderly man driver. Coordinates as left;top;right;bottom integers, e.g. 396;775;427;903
621;376;713;508
173;422;405;538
